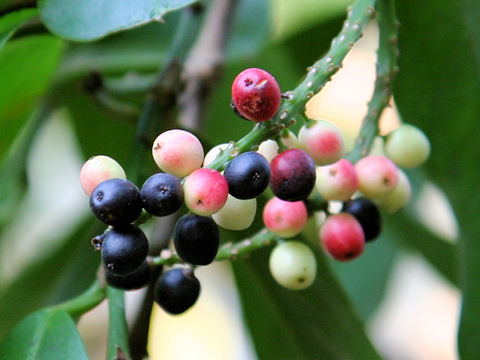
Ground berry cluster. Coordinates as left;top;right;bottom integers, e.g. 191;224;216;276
80;67;431;314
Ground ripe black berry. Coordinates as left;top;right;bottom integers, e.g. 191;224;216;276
101;224;149;274
174;214;219;265
90;178;142;226
140;173;184;216
342;197;382;242
224;151;270;199
105;261;152;290
269;149;316;201
154;268;200;315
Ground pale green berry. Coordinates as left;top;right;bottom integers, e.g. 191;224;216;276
257;139;279;162
280;130;299;149
80;155;126;196
203;143;229;167
376;168;411;213
269;241;317;290
384;124;431;168
212;195;256;231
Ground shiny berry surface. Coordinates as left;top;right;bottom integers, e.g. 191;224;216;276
231;68;281;122
90;178;142;226
101;224;149;275
224;151;270;199
140;173;184;217
174;214;220;265
155;268;201;315
269;148;316;201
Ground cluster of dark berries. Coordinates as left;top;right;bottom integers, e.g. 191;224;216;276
79;67;431;309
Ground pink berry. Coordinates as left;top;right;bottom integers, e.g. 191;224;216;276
320;213;365;261
263;197;308;238
355;155;399;199
183;168;229;216
231;68;281;122
152;129;204;177
298;120;344;165
80;155;126;196
315;158;358;201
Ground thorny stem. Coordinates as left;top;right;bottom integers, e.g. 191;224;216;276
347;0;399;163
151;0;400;268
207;0;376;171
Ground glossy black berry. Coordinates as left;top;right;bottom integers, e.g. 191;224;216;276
224;151;270;199
174;214;219;266
342;197;382;242
90;178;142;226
140;173;184;216
105;261;152;290
269;149;316;201
101;224;149;275
154;268;200;315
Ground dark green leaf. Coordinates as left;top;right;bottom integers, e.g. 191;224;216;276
0;35;63;159
0;308;88;360
0;8;37;51
394;0;480;358
0;218;102;341
233;245;382;359
38;0;197;41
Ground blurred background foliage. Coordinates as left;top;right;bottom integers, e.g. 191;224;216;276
0;0;478;359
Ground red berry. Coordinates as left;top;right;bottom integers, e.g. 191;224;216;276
183;168;229;216
231;68;281;122
298;120;344;165
270;149;316;201
263;197;308;238
315;158;358;201
320;213;365;261
355;155;399;199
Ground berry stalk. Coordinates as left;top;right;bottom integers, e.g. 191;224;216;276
347;0;400;163
151;228;280;266
207;0;376;171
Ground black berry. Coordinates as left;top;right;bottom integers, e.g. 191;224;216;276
140;173;184;216
105;261;152;290
174;214;219;266
342;197;382;242
90;178;142;226
224;151;270;199
101;224;149;274
154;268;200;315
269;149;316;201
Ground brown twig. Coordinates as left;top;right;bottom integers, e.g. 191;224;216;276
178;0;240;131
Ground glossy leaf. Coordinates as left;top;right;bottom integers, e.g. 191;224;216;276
0;8;37;51
0;35;63;159
232;245;381;359
38;0;197;41
394;0;480;358
0;308;88;360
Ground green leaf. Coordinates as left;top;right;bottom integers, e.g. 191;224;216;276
394;0;480;358
233;245;381;359
38;0;197;41
0;218;102;341
0;35;63;159
0;8;37;51
0;308;88;360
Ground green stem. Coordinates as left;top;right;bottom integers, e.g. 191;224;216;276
151;228;279;266
106;286;131;360
346;0;399;163
207;0;376;171
54;279;106;321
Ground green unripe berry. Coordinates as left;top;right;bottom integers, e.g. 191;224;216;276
269;241;317;290
384;124;431;168
212;195;256;231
